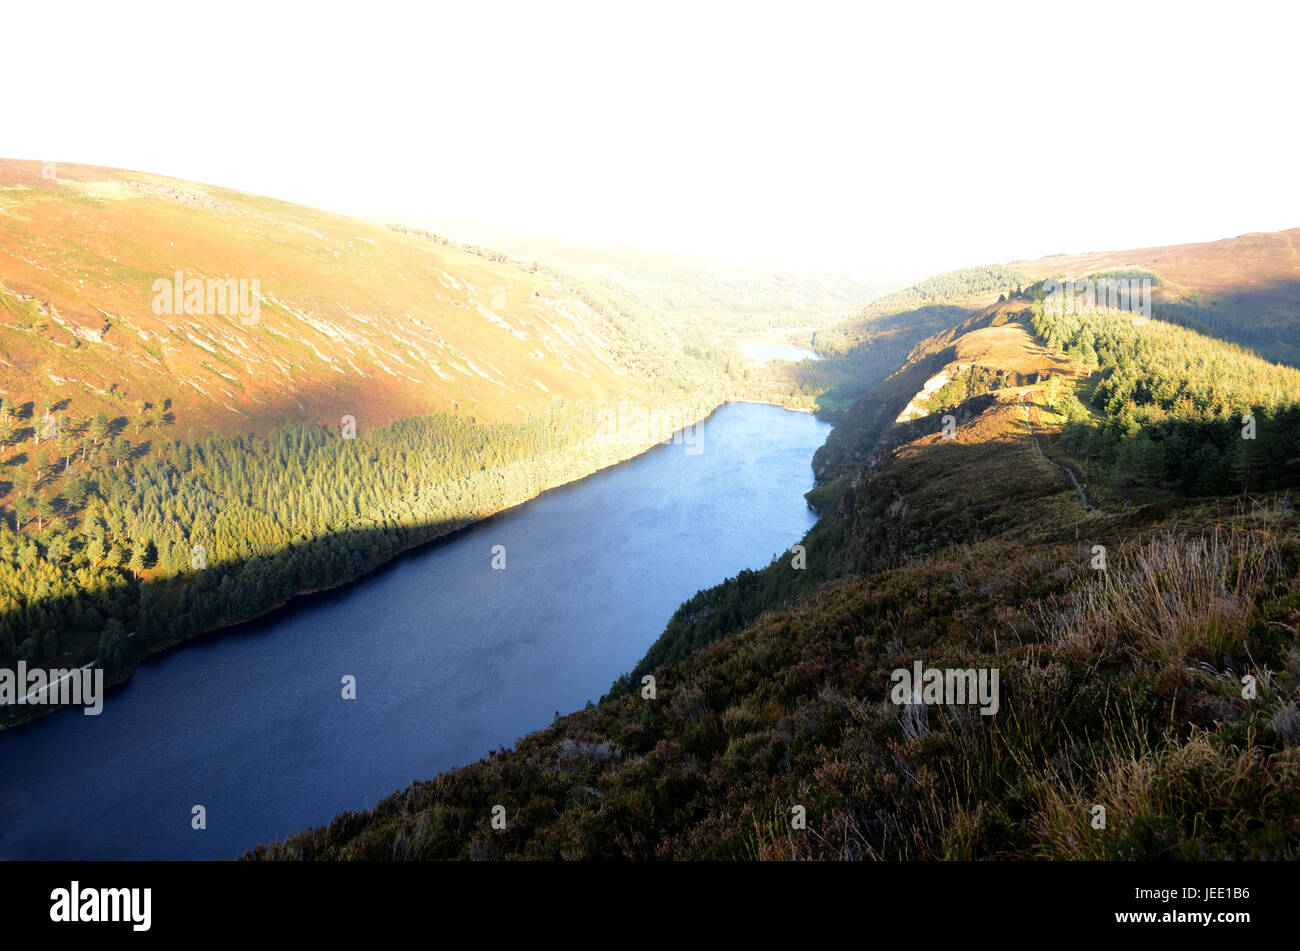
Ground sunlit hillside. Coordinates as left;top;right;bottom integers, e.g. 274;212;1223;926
0;160;726;439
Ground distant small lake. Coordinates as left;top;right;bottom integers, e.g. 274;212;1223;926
738;342;822;362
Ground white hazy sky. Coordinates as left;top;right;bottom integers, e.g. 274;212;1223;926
4;0;1297;279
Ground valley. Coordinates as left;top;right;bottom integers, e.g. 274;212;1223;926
0;161;838;726
0;401;829;860
250;254;1300;862
1;159;1298;864
6;2;1300;940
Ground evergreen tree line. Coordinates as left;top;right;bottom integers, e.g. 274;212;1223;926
0;395;698;685
1028;297;1300;497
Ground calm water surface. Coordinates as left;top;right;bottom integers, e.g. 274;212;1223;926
0;401;831;859
738;342;822;362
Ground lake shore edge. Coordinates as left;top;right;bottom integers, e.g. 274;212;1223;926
1;396;828;732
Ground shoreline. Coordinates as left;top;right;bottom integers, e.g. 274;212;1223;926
1;396;829;732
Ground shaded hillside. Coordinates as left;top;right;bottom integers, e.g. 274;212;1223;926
816;229;1300;371
1012;230;1300;366
250;301;1300;860
804;267;1032;421
814;265;1031;357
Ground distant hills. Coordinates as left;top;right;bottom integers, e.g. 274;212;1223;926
819;227;1300;367
377;215;901;335
1014;229;1300;366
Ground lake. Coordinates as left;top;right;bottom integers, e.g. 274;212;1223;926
0;401;832;859
737;342;822;362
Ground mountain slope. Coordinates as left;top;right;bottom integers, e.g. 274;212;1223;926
1013;229;1300;366
0;159;724;437
816;228;1300;382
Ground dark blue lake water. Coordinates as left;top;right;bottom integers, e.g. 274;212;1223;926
0;401;831;859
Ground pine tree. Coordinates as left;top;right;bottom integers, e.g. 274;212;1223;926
90;411;111;445
129;545;147;579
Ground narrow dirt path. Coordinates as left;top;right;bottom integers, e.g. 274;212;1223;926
1017;389;1102;514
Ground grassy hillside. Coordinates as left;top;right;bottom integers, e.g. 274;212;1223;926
814;265;1031;356
250;299;1300;860
802;267;1032;424
1012;229;1300;366
804;228;1300;429
0;161;733;435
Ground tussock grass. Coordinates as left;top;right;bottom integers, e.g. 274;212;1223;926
1049;528;1283;665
